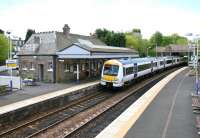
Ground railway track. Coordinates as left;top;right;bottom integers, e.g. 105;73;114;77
0;67;181;138
0;91;113;138
34;67;180;138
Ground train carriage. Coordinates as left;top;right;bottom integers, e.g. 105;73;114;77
101;57;182;88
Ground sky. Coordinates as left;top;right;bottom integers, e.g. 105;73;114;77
0;0;200;39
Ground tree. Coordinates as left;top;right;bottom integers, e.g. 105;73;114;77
125;34;146;56
25;29;35;43
0;29;4;34
0;34;10;63
170;33;187;45
150;31;163;47
95;28;126;47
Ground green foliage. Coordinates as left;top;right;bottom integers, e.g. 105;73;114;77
150;31;163;47
126;34;146;57
150;32;187;47
132;28;141;33
95;28;188;57
0;34;9;62
95;28;126;47
0;29;4;34
25;29;35;43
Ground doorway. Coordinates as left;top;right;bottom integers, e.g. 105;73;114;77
38;64;44;81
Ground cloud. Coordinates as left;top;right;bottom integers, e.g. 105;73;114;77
0;0;199;39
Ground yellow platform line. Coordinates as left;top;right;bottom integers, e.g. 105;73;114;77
96;67;187;138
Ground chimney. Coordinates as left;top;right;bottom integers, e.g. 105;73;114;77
63;24;70;35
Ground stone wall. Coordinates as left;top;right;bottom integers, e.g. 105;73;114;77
18;56;54;82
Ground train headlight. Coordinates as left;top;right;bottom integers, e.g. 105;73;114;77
114;77;119;81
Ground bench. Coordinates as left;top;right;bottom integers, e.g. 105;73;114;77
23;79;37;86
0;85;10;94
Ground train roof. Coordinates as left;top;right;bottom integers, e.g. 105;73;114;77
117;56;175;65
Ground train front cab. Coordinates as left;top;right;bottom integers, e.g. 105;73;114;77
100;60;124;88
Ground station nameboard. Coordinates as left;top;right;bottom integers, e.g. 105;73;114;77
6;59;18;69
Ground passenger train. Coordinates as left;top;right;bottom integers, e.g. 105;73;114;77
100;57;183;88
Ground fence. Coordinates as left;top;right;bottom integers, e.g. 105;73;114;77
0;66;7;72
0;76;22;89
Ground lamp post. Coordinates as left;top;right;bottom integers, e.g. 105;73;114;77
6;31;13;92
195;36;199;95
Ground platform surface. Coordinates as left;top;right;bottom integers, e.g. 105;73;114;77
0;80;99;115
125;68;199;138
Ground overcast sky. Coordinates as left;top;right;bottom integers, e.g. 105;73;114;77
0;0;200;39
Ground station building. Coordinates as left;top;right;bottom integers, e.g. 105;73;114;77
18;24;138;83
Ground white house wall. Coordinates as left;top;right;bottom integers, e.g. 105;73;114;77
59;45;90;55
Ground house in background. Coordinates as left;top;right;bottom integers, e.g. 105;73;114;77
156;44;193;57
18;24;138;83
12;37;25;57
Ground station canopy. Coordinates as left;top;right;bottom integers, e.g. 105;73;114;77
57;40;138;59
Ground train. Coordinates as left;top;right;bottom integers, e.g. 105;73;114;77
100;57;183;88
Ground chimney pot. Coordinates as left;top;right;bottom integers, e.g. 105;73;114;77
63;24;70;35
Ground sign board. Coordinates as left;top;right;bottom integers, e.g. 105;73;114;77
6;59;18;69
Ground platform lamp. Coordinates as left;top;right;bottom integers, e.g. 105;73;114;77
195;35;200;95
186;33;200;95
6;31;13;92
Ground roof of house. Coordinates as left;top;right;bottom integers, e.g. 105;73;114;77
18;31;106;55
57;42;138;59
70;43;138;53
156;44;193;53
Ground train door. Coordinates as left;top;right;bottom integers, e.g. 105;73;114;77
151;61;153;72
134;63;137;77
164;59;166;68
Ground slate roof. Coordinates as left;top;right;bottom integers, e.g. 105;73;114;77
18;31;106;55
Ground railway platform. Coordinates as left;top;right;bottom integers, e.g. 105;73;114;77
97;67;199;138
0;80;99;115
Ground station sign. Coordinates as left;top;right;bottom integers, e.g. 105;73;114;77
6;59;18;69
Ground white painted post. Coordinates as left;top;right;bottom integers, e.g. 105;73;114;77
77;64;79;82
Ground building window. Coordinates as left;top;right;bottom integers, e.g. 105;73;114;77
22;63;28;71
70;65;73;72
82;64;85;71
73;64;77;73
47;62;53;72
64;64;70;72
30;62;35;70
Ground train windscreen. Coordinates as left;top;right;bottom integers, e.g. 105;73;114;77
103;64;119;76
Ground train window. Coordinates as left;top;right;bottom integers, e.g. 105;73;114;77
103;64;119;76
126;67;134;75
166;60;172;64
160;61;164;66
138;64;151;72
153;62;157;67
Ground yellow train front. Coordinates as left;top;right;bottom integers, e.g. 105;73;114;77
100;60;124;87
